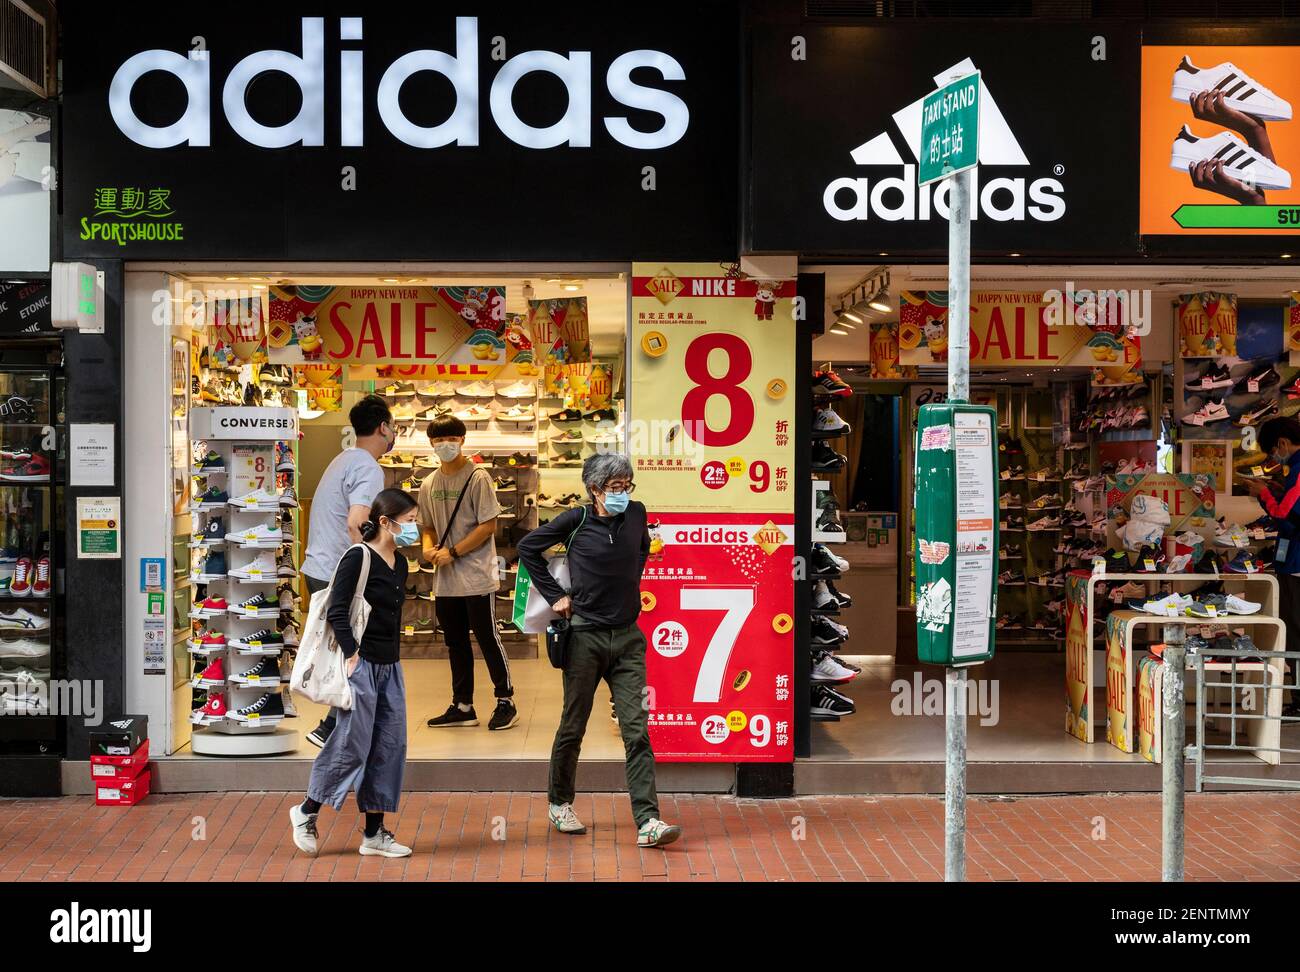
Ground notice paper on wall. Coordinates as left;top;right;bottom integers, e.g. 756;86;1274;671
76;496;121;559
952;412;994;660
70;423;115;486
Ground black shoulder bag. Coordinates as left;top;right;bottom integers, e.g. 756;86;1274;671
545;505;589;669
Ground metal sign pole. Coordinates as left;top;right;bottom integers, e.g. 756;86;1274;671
1161;625;1186;882
945;166;972;883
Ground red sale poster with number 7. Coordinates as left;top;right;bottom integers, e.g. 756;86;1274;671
639;512;795;762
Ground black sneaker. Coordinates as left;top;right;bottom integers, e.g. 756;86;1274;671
810;616;845;645
1105;548;1131;571
811;442;848;472
583;407;619;424
203;518;225;543
816;509;845;535
1195;551;1222;574
232;692;284;719
826;580;852;608
548;408;584;423
812;683;856;715
488;698;519;731
812;546;843;577
1185;361;1234;390
427;703;479;728
1236;363;1280;392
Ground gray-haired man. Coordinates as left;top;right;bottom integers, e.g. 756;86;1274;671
516;452;681;848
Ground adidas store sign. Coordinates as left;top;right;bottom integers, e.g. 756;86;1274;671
822;60;1065;223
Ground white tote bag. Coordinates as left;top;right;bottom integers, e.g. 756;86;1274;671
290;543;373;710
515;507;586;634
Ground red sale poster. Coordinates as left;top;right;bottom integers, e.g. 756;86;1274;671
639;511;795;762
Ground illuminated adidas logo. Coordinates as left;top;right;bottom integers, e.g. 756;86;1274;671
824;57;1066;223
110;719;132;729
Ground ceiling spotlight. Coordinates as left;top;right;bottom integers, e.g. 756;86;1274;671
1008;252;1022;258
840;309;865;324
563;283;581;292
829;326;850;336
835;319;857;330
868;298;891;313
1282;254;1294;259
380;277;399;283
522;281;535;300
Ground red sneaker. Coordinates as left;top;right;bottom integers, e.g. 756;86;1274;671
9;557;32;597
31;557;49;597
200;596;228;611
0;453;49;482
201;630;227;648
200;692;227;717
814;370;853;397
197;658;225;682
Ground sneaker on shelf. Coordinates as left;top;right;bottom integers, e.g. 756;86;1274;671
454;404;493;422
1181;399;1230;426
197;692;227;718
233;592;274;614
196;549;227;577
1027;514;1061;531
1236;398;1279;427
825;580;851;608
497;381;537;400
194;486;230;507
1224;593;1262;615
1194;551;1223;574
1225;550;1265;574
31;556;50;597
1183;361;1235;390
812;408;851;438
998;569;1026;586
810;683;855;718
201;518;226;544
498;404;535;423
274;441;295;472
389;402;417;422
0;453;50;482
1141;593;1192;617
230;658;281;684
812;581;839;611
194;451;225;473
226;524;283;546
1133;545;1167;573
812;545;847;577
813;370;852;397
426;703;479;728
812;443;850;472
494;477;518;492
416;380;458;398
816;510;845;536
278;618;301;647
547;407;584;423
278;486;299;508
1214;521;1250;548
230;692;285;720
0;603;49;630
378;452;413;469
196;657;225;682
811;649;856;684
229;552;276;580
8;557;32;597
229;488;280;509
459;381;497;399
382;381;417;398
230;624;285;649
276;551;297;577
1104;549;1131;571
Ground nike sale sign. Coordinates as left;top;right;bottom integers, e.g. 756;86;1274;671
747;24;1142;255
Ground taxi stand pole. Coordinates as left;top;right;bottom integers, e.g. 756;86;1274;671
1161;624;1186;881
945;165;972;883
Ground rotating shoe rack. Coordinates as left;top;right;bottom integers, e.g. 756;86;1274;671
188;407;299;756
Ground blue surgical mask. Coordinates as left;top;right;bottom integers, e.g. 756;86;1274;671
390;521;420;546
603;491;630;515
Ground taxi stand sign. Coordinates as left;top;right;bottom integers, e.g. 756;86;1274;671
918;71;980;188
914;403;998;665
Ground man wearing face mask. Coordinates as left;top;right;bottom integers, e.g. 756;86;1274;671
1247;417;1300;716
301;393;394;747
517;452;680;848
419;415;517;731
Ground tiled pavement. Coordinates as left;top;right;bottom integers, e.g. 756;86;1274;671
2;791;1298;882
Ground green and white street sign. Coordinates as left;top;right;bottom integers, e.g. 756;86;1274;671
918;72;980;188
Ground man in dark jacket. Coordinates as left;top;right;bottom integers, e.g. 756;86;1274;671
1247;417;1300;716
516;452;681;848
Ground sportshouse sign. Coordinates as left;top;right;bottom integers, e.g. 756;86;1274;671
747;23;1142;256
61;3;739;261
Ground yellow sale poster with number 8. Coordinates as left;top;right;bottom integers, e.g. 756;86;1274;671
630;263;796;514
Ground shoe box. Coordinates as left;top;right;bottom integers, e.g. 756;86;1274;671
89;714;147;756
94;769;152;807
89;738;150;782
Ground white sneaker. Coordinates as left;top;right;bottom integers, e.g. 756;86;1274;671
1171;57;1292;121
229;488;280;509
637;818;681;848
359;827;412;858
459;381;496;399
1215;523;1249;548
454;404;493;422
548;802;587;834
812;581;837;610
0;608;49;632
1027;515;1061;530
229;552;277;580
226;524;283;546
497;404;535;422
416;381;457;398
289;804;319;856
1141;593;1193;617
811;651;856;684
1225;594;1262;615
1181;399;1230;427
1170;125;1292;191
497;381;537;399
813;408;850;436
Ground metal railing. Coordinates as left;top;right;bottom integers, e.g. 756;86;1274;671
1193;647;1300;792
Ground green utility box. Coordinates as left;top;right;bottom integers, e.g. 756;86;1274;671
913;403;998;666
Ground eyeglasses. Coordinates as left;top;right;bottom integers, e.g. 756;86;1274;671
603;482;636;495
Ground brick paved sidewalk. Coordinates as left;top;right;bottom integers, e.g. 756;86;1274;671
2;791;1298;882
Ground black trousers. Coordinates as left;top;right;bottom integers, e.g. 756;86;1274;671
435;592;514;705
1278;574;1300;705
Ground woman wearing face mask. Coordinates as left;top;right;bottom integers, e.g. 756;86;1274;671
418;416;517;731
289;488;417;859
516;452;681;848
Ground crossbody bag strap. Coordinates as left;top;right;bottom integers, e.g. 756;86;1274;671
354;541;372;597
326;542;368;591
563;505;588;552
438;468;481;549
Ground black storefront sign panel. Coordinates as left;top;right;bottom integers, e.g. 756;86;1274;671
0;281;53;336
747;24;1142;258
61;1;739;261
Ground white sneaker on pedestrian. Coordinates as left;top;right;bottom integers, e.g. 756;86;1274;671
359;827;412;858
637;818;682;848
549;802;587;834
289;803;318;856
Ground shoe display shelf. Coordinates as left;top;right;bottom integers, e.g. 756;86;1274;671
1064;570;1278;745
808;373;852;722
188;409;298;756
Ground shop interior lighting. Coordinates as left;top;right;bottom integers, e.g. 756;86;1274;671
868;297;891;313
829;326;850;336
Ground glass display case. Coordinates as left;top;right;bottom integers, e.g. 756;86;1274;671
0;364;64;753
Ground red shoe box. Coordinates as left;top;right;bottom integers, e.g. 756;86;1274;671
94;769;151;807
89;739;150;782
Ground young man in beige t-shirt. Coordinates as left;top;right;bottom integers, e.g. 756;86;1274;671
418;415;516;731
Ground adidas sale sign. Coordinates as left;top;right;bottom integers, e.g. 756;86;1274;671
630;264;796;761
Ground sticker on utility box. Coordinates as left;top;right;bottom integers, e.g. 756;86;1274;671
916;577;953;632
919;424;952;451
918;539;950;565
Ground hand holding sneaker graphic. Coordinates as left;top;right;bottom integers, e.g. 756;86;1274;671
1184;89;1278;204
